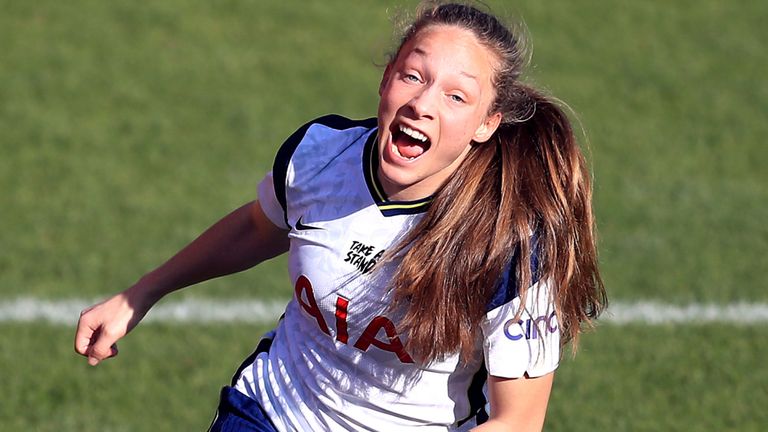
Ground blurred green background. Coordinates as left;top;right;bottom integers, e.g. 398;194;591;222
1;0;766;430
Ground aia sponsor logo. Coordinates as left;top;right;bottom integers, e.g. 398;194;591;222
294;275;414;363
503;311;558;341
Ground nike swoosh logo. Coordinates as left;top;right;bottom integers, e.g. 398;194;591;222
295;216;323;231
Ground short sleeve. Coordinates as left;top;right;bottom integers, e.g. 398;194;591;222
481;280;560;378
257;171;290;230
256;114;375;232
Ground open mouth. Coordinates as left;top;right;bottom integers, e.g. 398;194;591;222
391;124;431;160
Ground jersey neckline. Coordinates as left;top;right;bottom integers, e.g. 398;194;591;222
362;130;432;216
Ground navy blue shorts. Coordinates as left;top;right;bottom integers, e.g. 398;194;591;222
207;386;278;432
208;336;278;432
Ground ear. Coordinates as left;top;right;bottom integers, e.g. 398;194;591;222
379;63;393;96
473;112;502;143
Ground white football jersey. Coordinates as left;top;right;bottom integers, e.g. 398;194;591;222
233;115;560;431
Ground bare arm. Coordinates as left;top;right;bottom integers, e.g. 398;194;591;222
74;200;289;365
472;372;555;432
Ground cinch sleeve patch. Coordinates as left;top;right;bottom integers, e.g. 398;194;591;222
481;280;560;378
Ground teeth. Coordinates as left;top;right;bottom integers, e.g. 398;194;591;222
399;125;428;143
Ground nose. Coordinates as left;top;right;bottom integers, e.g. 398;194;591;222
407;85;437;119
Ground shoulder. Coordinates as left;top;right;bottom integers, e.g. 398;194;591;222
274;115;377;164
273;115;374;178
267;114;378;224
486;236;542;313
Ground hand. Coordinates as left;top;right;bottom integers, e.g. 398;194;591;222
74;287;152;366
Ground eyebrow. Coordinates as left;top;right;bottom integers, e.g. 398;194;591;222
412;47;479;82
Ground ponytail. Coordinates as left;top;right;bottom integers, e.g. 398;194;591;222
387;87;606;363
382;2;606;364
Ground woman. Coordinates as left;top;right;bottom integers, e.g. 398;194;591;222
75;3;606;431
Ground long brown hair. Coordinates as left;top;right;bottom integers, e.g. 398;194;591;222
384;2;607;363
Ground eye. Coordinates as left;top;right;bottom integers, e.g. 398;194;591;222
449;94;465;103
403;72;421;83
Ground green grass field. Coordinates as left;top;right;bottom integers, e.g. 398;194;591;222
1;0;766;430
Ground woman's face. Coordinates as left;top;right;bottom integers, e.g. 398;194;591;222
377;25;502;201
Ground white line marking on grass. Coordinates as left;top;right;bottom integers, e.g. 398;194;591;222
0;297;287;325
602;301;768;325
1;298;767;326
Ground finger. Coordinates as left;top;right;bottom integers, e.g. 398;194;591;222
87;327;121;366
87;344;119;366
74;317;96;356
